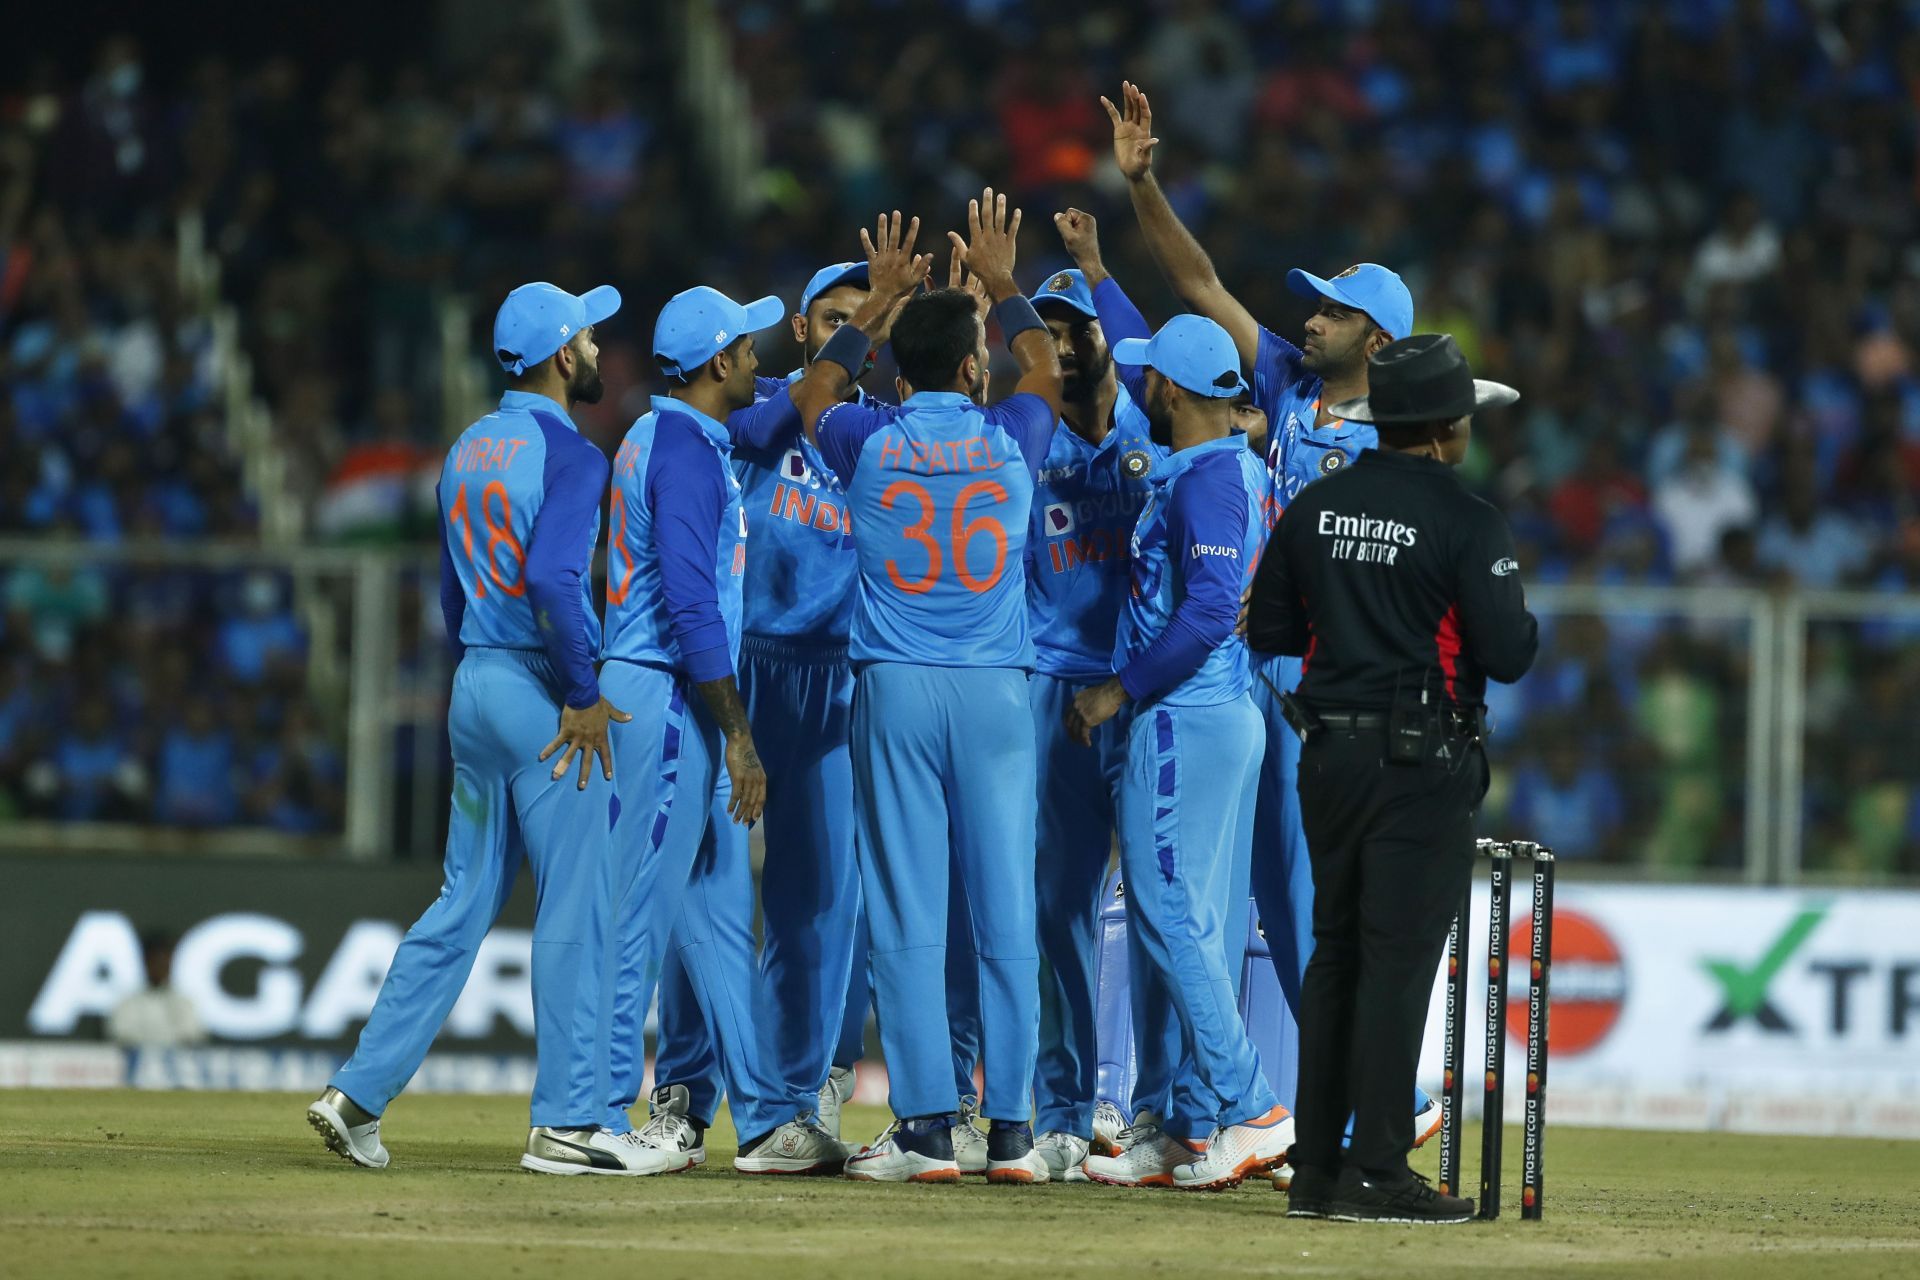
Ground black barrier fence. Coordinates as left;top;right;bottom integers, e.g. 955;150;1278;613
3;854;536;1054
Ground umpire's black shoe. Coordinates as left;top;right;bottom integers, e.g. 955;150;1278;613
1285;1164;1339;1219
1328;1167;1475;1224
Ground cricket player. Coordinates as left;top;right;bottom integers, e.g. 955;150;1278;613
790;197;1061;1184
307;282;665;1176
597;283;843;1175
1021;212;1163;1181
1106;81;1441;1149
1066;314;1293;1191
641;257;994;1171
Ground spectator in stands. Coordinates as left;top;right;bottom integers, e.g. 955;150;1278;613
154;697;238;827
1507;730;1627;863
1652;418;1759;577
107;931;208;1049
1757;471;1871;590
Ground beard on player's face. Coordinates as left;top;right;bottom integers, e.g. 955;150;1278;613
1145;371;1175;447
567;351;605;405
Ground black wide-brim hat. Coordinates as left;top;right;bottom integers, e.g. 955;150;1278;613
1326;333;1519;424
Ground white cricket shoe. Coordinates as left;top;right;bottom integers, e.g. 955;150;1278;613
1412;1094;1444;1149
1035;1131;1092;1183
1082;1118;1202;1188
818;1065;857;1140
637;1083;706;1169
953;1093;989;1175
1091;1100;1128;1156
1171;1105;1295;1191
521;1127;683;1176
734;1115;847;1176
307;1088;389;1169
844;1119;961;1184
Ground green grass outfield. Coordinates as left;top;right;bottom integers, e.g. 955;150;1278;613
2;1091;1916;1279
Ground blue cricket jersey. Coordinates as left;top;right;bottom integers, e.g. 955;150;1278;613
602;396;747;681
1115;435;1268;707
1250;325;1378;530
815;390;1055;670
730;371;860;643
437;390;609;708
1025;386;1161;680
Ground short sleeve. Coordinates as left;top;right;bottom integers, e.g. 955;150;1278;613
815;400;897;485
985;393;1058;478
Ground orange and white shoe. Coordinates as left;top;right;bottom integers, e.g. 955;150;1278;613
1171;1105;1295;1191
843;1119;961;1184
1411;1095;1444;1149
1082;1117;1203;1188
1091;1100;1128;1157
984;1121;1051;1185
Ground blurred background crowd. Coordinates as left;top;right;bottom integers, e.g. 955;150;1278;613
1;0;1915;874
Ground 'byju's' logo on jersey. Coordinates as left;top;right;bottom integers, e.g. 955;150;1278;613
1044;503;1075;535
783;448;809;481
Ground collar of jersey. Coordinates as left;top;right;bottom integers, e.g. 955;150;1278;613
785;366;868;405
1156;432;1244;481
652;395;731;448
901;390;979;411
498;390;580;432
1305;396;1363;442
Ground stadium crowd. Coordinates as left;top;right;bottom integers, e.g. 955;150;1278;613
1;2;1916;871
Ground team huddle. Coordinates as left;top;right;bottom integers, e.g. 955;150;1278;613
306;83;1445;1192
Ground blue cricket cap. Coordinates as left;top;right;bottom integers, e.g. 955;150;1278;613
799;262;870;316
1030;268;1097;319
493;282;621;375
654;285;786;379
1111;314;1249;399
1286;263;1414;341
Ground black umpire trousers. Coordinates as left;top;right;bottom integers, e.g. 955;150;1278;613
1290;723;1486;1178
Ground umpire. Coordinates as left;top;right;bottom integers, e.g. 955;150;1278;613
1246;334;1537;1224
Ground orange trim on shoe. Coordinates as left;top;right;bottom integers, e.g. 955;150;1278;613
1246;1104;1292;1128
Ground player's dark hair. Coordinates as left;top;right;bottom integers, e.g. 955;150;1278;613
890;288;982;392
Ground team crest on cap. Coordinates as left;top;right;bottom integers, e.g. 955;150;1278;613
1122;449;1153;479
1047;273;1074;292
1319;451;1345;475
1332;265;1362;279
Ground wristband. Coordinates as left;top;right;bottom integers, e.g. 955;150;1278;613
816;323;874;383
993;294;1046;350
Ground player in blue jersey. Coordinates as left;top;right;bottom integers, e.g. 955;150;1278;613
1105;82;1442;1157
1065;314;1294;1192
598;284;845;1175
308;282;669;1176
1019;210;1163;1181
789;197;1062;1184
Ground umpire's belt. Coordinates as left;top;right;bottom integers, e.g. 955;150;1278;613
1314;708;1482;737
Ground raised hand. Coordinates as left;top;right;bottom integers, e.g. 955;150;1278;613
946;186;1023;303
860;210;927;302
948;242;991;320
1100;81;1159;183
1053;207;1109;286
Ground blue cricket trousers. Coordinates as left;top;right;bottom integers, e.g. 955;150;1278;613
1028;671;1128;1138
851;663;1038;1122
1118;695;1278;1133
331;648;616;1128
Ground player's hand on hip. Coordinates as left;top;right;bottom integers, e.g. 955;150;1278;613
1101;81;1158;183
1065;678;1128;747
540;697;632;791
947;186;1022;301
723;732;768;825
1053;208;1108;285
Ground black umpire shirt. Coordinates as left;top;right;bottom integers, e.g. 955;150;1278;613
1247;449;1538;710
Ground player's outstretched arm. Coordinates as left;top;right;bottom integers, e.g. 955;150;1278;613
1103;81;1261;369
951;186;1063;419
795;211;926;445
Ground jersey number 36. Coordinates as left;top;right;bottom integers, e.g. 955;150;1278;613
881;478;1008;595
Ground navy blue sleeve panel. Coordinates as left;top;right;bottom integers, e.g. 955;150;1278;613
815;399;896;485
1118;455;1251;700
436;487;467;662
1247;503;1310;657
1454;498;1539;684
986;393;1059;479
647;419;734;683
1092;278;1152;406
727;376;802;452
525;427;610;709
